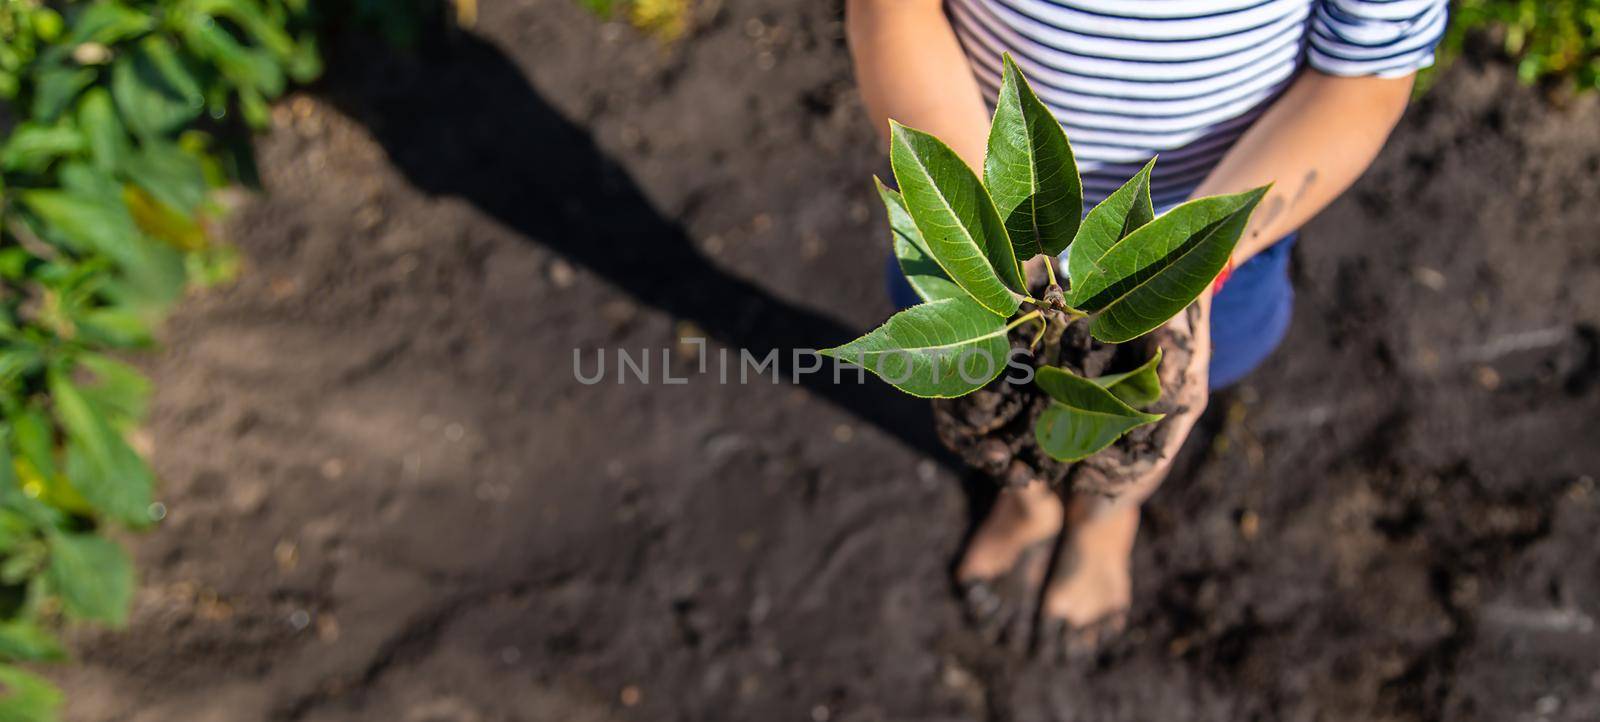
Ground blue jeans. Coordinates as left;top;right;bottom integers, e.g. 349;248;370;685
884;234;1296;390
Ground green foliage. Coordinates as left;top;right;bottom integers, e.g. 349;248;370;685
877;178;964;304
0;0;319;717
578;0;692;42
1092;348;1163;409
823;55;1267;463
1426;0;1600;93
1033;365;1163;462
1067;186;1265;343
820;295;1011;399
889;120;1023;317
985;54;1081;260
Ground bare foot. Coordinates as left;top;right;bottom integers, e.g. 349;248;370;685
956;476;1063;581
1037;501;1139;660
955;473;1064;643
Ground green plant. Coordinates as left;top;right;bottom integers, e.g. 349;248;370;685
578;0;692;41
821;56;1266;464
0;0;318;717
1425;0;1600;93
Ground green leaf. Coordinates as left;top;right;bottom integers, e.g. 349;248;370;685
19;188;135;258
1033;366;1163;462
1091;348;1163;409
110;36;204;138
0;125;84;174
984;54;1082;259
821;296;1013;398
77;88;129;173
45;531;134;626
66;2;155;45
182;19;285;99
193;0;298;58
76;308;156;348
0;434;64;533
20;188;187;309
29;66;97;122
0;666;63;722
47;369;155;526
875;178;964;303
75;354;151;426
1066;158;1155;287
123;140;208;213
889;121;1023;317
1069;186;1267;343
0;621;65;664
11;408;59;483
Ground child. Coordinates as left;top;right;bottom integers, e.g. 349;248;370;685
846;0;1447;655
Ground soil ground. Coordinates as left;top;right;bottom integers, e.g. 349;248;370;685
51;2;1600;720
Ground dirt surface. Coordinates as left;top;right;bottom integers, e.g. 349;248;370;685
51;2;1600;721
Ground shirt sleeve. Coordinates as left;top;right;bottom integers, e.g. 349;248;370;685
1306;0;1450;78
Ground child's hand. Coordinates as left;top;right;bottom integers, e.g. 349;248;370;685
1071;294;1211;500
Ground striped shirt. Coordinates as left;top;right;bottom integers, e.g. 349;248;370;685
948;0;1448;209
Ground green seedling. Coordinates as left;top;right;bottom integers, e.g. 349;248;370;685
822;55;1267;463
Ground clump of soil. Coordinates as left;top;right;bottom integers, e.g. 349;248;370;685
934;278;1201;496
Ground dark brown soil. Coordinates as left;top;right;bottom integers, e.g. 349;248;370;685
51;2;1600;721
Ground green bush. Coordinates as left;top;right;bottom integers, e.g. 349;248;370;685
0;1;318;717
1428;0;1600;92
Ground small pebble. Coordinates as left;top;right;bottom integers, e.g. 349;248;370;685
548;259;576;288
72;42;110;65
288;609;311;631
832;424;854;443
1473;365;1501;391
316;614;340;643
274;540;299;572
620;685;642;707
1239;510;1260;540
1412;266;1447;291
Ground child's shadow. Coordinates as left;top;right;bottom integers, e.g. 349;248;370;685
318;28;946;462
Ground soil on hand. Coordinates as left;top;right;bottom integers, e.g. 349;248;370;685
934;297;1200;496
51;3;1600;722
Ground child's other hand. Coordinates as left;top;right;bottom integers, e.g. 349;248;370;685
1071;294;1211;500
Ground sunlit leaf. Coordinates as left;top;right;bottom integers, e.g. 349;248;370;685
1065;158;1155;287
47;369;154;527
1091;348;1162;409
0;124;84;174
0;621;64;664
65;2;155;45
889;121;1023;316
110;37;203;138
875;177;964;303
984;54;1081;259
76;88;128;173
821;296;1013;398
45;531;134;625
1069;187;1267;343
29;66;96;122
123;140;207;213
1033;366;1162;461
0;666;64;722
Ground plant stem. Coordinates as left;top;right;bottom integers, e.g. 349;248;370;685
1043;255;1059;289
1005;309;1043;333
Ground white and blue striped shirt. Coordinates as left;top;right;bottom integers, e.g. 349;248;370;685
948;0;1448;208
